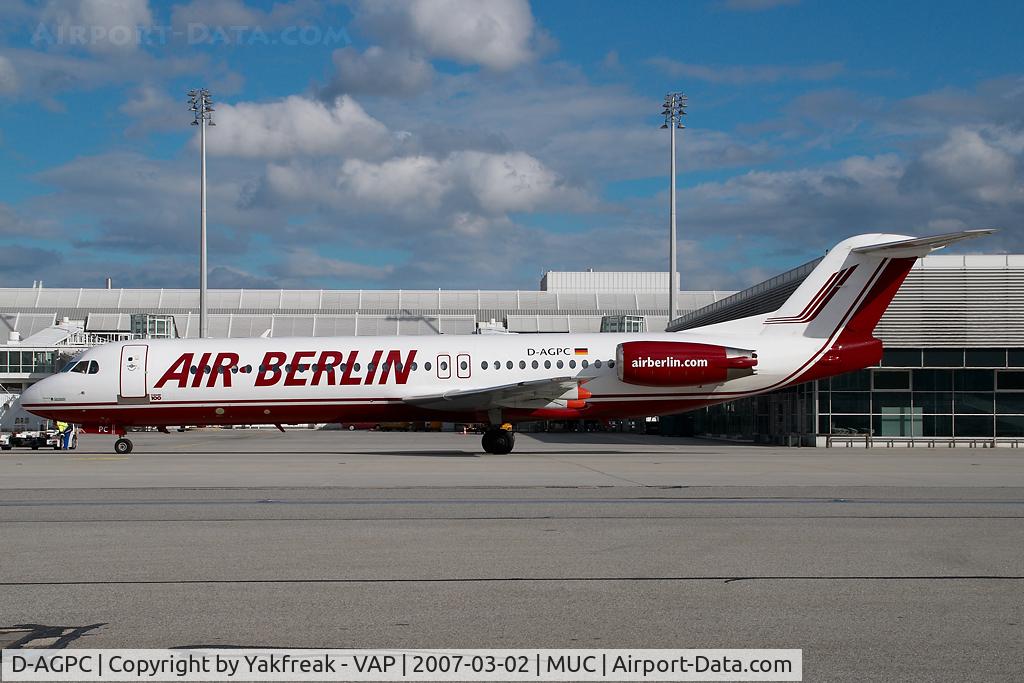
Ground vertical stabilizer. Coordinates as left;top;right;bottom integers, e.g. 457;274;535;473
762;230;993;341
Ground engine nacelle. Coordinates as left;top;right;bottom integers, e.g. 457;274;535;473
616;341;757;387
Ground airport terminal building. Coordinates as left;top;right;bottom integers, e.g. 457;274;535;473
3;254;1023;445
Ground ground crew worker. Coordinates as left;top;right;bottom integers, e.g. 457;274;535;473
56;421;72;450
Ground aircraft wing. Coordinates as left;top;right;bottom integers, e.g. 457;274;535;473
404;376;581;412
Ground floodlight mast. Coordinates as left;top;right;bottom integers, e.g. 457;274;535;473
661;91;687;326
188;88;214;338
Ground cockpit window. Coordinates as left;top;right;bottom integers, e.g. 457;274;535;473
67;359;99;374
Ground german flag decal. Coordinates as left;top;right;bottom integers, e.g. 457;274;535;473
574;348;588;355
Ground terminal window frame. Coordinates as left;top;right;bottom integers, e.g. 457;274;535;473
0;350;58;374
816;357;1024;438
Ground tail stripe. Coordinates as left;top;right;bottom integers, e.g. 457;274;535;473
767;268;843;322
764;265;857;324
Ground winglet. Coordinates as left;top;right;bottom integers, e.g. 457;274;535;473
851;229;996;257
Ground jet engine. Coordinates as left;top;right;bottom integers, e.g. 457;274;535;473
616;341;757;387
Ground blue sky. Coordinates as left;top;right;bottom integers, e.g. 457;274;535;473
0;0;1021;291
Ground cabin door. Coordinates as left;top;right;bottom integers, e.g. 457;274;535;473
119;344;149;400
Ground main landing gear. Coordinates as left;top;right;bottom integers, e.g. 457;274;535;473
481;427;515;455
114;438;133;454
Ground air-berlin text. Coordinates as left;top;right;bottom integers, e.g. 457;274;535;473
631;356;709;369
153;350;418;389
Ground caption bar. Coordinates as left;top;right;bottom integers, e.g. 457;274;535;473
1;649;800;682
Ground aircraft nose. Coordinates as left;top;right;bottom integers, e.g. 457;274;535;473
20;380;43;406
20;375;56;409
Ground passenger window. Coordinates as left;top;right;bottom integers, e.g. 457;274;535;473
425;362;432;371
440;361;448;371
411;362;418;371
482;361;489;370
582;360;589;368
557;360;564;369
608;360;615;368
531;360;539;369
519;361;526;369
190;366;198;374
354;363;361;372
506;361;513;370
460;361;468;371
544;360;551;369
569;360;576;369
595;360;603;368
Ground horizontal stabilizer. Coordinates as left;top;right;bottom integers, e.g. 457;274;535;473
851;229;996;257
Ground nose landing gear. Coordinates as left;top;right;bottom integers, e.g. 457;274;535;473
110;426;133;454
481;427;515;455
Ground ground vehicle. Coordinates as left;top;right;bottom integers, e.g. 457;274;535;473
45;429;78;450
1;392;66;450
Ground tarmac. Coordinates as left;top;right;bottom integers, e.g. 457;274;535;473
1;429;1022;681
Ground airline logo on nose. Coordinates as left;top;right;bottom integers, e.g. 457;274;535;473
153;350;418;389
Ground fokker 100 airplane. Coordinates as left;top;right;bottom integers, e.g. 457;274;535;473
22;230;991;454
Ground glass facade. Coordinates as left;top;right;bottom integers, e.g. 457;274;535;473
695;347;1024;442
0;350;59;374
817;348;1024;439
693;383;816;444
131;314;176;339
600;315;647;333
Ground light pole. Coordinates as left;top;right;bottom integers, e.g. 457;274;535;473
662;91;687;325
188;88;215;338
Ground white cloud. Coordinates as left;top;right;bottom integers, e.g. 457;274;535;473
118;83;181;133
913;127;1020;203
260;147;589;219
0;55;18;94
263;148;587;216
277;248;394;281
170;0;321;31
0;45;237;106
355;0;537;71
40;0;154;53
324;46;434;97
649;57;843;84
338;156;448;209
207;95;392;159
449;150;574;213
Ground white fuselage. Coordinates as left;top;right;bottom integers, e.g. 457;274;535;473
21;329;821;428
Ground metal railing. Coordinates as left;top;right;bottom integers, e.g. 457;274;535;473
821;434;1022;448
